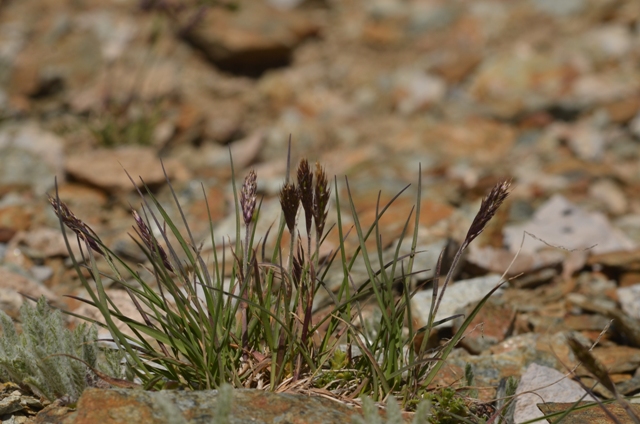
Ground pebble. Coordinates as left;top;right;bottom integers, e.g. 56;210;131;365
513;363;588;424
65;147;186;194
503;194;636;255
179;2;319;76
0;124;65;195
0;266;61;318
411;274;504;329
617;284;640;320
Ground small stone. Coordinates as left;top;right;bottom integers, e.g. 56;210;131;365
431;51;482;84
630;112;640;138
582;24;633;63
0;392;23;415
411;274;504;329
7;228;81;259
227;132;265;171
179;4;319;76
592;345;640;374
203;99;245;144
617;284;640;320
0;205;32;242
0;124;65;195
65;147;180;194
514;363;588;424
587;247;640;270
565;119;606;162
408;3;460;33
392;70;447;115
504;194;636;256
615;215;640;245
530;0;586;17
468;50;576;119
266;0;307;10
453;297;516;354
467;244;565;276
588;178;628;216
602;96;640;124
0;266;60;318
30;265;53;283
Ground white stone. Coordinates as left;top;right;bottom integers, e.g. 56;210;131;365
504;194;636;255
617;284;640;320
411;274;504;329
514;363;589;423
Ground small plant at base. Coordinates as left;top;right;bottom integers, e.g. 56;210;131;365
352;395;432;424
0;296;125;402
49;146;510;410
424;387;473;424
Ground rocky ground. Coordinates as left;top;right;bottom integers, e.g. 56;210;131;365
2;0;640;422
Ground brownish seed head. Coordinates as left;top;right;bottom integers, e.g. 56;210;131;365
132;210;173;272
464;180;511;246
48;195;102;254
240;170;257;227
297;159;314;235
313;162;330;239
279;182;300;233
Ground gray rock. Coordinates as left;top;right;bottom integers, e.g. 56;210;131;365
392;69;447;115
48;387;360;424
65;147;185;194
581;24;633;63
179;4;319;76
504;194;636;256
630;112;640;138
29;265;53;283
0;124;65;195
0;265;61;318
589;178;628;216
411;274;504;329
530;0;586;17
468;51;573;118
408;3;459;33
617;284;640;320
514;363;589;423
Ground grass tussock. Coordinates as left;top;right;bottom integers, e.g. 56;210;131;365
47;144;514;418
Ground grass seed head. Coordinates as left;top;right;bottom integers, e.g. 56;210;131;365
313;162;330;239
464;180;511;246
48;195;102;254
132;210;173;272
279;182;300;233
240;170;257;227
297;159;314;235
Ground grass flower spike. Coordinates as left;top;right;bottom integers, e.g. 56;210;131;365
297;159;314;237
132;209;173;272
464;179;512;247
313;161;330;242
48;195;102;254
240;170;257;227
279;182;300;233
